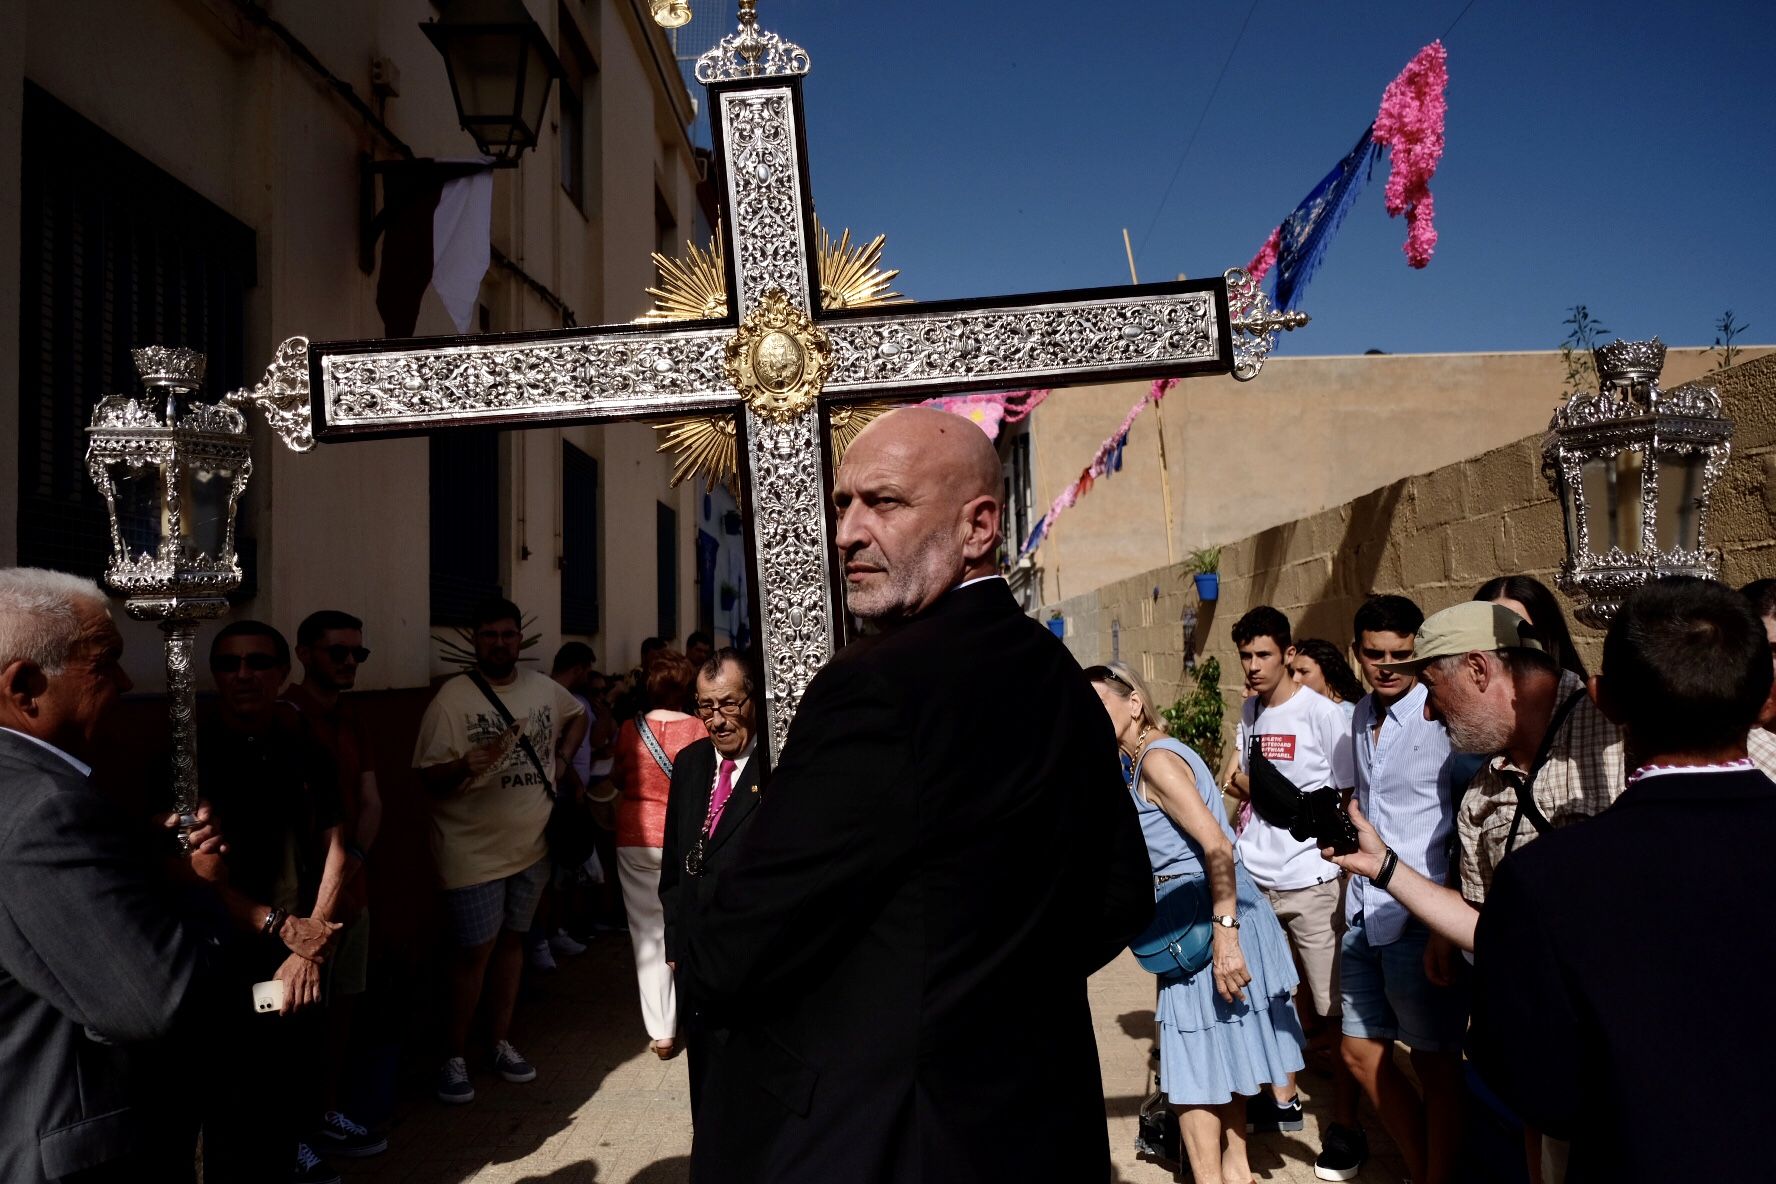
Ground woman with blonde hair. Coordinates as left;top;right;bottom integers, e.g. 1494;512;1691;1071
1086;660;1304;1184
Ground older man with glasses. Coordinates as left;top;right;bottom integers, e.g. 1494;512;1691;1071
660;647;767;1119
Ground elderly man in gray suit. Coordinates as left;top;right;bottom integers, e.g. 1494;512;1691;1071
0;568;223;1183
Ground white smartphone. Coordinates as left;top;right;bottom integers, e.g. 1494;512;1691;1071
251;979;286;1015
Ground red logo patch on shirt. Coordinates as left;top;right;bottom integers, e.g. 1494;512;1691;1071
1257;734;1297;762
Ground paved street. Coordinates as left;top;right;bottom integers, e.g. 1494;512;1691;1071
345;938;1407;1184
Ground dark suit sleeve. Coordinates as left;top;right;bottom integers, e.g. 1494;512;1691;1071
1082;713;1155;973
677;660;914;1011
1470;853;1583;1138
659;752;695;963
0;781;209;1044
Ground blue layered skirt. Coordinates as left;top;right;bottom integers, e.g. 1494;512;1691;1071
1155;862;1306;1106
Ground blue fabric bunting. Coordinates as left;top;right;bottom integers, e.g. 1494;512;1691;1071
1273;124;1380;312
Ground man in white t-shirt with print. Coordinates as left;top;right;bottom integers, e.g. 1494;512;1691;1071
1227;605;1360;1145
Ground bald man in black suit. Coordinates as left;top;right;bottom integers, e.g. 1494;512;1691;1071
677;409;1153;1183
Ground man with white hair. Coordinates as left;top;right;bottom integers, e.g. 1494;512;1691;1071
0;567;223;1183
677;408;1153;1184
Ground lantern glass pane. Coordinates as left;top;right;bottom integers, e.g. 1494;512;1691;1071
1559;470;1580;558
1655;452;1705;553
517;38;554;146
180;465;235;561
448;31;524;142
109;462;163;560
1581;451;1645;554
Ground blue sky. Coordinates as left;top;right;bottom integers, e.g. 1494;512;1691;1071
702;0;1774;357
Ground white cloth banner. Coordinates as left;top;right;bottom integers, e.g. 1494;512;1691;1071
431;164;493;334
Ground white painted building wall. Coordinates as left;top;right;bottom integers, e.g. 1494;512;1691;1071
0;0;714;691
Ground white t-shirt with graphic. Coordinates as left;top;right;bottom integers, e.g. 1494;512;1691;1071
1235;684;1355;891
412;670;585;890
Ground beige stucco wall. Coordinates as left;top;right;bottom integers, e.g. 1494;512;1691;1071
1027;347;1771;606
0;0;708;691
1043;352;1776;733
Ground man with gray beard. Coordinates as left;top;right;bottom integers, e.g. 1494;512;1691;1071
676;407;1153;1184
1325;601;1615;950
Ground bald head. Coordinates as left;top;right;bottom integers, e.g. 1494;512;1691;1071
855;406;1003;499
832;406;1005;624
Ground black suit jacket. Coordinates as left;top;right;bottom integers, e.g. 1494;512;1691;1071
0;731;215;1183
1471;767;1776;1184
660;736;767;969
677;579;1154;1184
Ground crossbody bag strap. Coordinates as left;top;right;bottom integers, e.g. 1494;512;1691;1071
635;715;675;778
466;670;556;799
1504;688;1586;853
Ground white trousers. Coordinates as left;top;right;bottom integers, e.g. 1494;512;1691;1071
616;846;677;1041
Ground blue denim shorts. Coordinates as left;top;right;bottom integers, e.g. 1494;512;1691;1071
1339;915;1470;1051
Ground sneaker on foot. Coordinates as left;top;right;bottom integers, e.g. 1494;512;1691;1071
294;1141;342;1184
436;1056;475;1104
1313;1122;1369;1181
1245;1091;1305;1133
315;1110;388;1158
494;1039;537;1083
549;928;587;955
527;939;558;972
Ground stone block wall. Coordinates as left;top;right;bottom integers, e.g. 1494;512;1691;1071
1043;353;1776;743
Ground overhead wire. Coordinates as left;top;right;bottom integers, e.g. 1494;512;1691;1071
1132;0;1262;264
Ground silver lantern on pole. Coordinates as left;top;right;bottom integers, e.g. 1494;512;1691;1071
1542;337;1733;628
85;347;253;846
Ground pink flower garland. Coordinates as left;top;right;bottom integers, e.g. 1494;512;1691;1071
1371;40;1448;269
1245;225;1282;284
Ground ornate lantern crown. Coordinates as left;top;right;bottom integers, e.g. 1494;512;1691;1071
1541;337;1733;627
85;347;253;619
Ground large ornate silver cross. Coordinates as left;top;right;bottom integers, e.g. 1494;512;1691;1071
240;6;1306;758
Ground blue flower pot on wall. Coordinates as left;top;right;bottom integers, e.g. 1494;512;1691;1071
1047;617;1066;638
1194;573;1220;602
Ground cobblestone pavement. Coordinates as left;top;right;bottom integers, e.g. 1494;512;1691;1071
344;938;1406;1184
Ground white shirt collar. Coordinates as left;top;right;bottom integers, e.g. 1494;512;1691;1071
956;574;1007;590
0;727;93;778
1627;758;1754;786
715;737;757;781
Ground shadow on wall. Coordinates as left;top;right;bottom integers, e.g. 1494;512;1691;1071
1236;477;1409;642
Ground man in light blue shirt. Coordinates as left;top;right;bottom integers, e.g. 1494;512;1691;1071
1327;595;1471;1184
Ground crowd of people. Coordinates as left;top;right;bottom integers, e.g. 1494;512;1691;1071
3;401;1774;1184
1094;573;1776;1184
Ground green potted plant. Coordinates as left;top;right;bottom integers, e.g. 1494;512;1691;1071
1162;656;1226;772
1189;547;1221;602
1047;608;1065;638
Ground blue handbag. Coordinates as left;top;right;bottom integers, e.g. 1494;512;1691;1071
1126;740;1215;979
1130;876;1213;979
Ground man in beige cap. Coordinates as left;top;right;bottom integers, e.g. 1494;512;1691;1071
1326;600;1615;952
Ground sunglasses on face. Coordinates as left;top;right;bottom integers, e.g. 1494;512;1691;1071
210;653;283;674
320;644;371;663
1082;665;1131;690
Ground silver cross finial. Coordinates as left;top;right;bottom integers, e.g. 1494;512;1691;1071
696;0;810;82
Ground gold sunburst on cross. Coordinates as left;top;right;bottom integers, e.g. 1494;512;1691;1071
647;218;907;493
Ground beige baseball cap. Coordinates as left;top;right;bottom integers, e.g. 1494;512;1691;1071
1376;601;1546;674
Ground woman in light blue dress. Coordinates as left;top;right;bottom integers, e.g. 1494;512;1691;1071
1088;661;1305;1184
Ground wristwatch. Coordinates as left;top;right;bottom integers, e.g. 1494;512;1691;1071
1212;914;1240;929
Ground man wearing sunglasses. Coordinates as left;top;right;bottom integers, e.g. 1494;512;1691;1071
198;620;349;1184
285;610;387;1162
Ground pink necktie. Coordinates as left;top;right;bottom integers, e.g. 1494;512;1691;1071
708;758;738;832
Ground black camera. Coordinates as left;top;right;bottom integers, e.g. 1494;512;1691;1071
1246;743;1360;856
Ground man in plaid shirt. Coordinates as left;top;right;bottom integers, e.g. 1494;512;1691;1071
1331;599;1776;937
